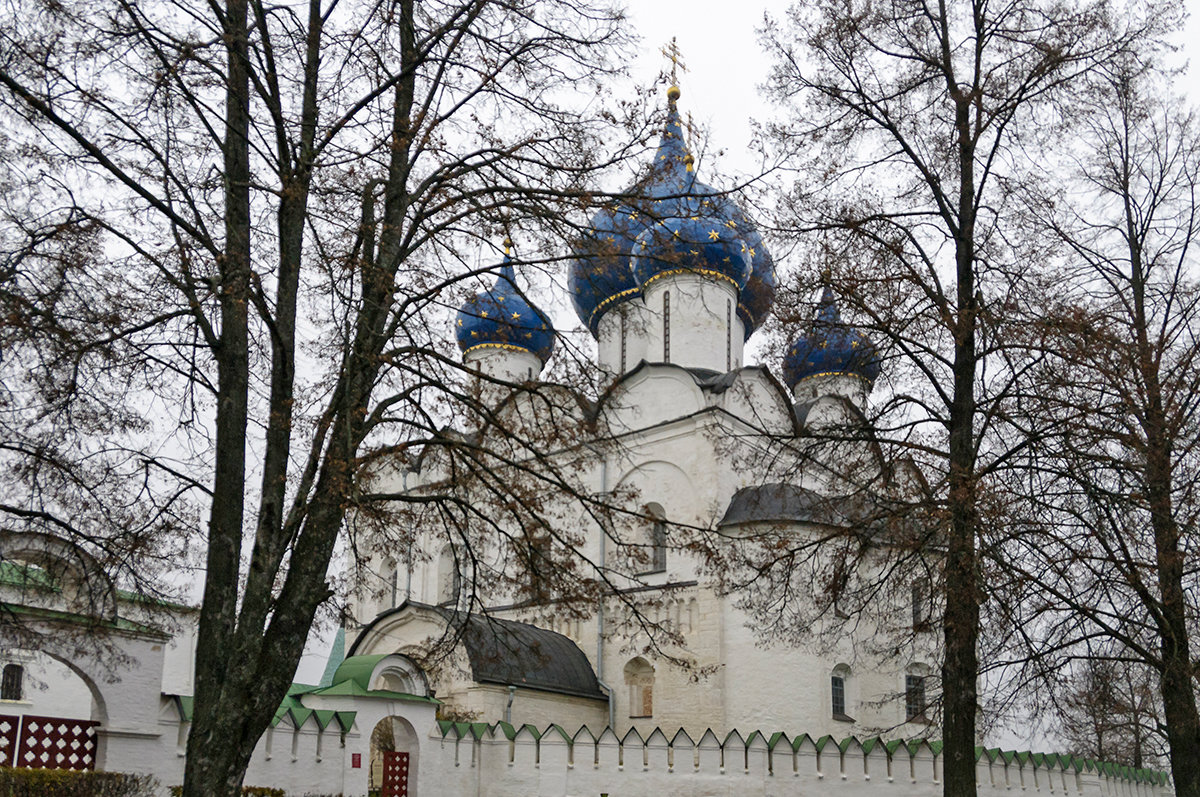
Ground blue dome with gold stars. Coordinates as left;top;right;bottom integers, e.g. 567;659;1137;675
568;85;776;338
782;286;880;389
456;248;555;363
631;215;752;291
735;220;777;339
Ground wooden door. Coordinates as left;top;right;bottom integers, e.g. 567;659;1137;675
381;750;410;797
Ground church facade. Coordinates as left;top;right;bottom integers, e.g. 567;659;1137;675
346;83;939;748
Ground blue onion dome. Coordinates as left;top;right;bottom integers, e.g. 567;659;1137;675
455;244;555;363
730;215;777;340
782;286;881;389
568;203;645;336
631;215;752;292
569;85;709;337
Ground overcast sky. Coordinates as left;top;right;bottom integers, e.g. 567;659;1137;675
621;0;1200;176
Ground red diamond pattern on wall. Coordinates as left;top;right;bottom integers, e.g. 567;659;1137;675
0;715;19;767
13;715;98;771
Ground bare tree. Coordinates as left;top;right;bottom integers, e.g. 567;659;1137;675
1006;54;1200;793
758;0;1166;792
0;0;640;793
1056;653;1167;770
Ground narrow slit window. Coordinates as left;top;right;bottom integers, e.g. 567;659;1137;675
620;311;627;372
663;291;671;362
831;675;845;717
905;674;926;721
726;299;732;371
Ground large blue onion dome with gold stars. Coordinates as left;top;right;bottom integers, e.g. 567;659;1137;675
569;83;776;337
631;215;752;292
456;247;555;363
782;286;881;389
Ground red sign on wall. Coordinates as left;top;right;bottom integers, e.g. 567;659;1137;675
351;752;361;768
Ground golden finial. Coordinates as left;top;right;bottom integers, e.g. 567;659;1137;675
667;85;681;102
684;153;694;173
661;37;688;88
503;237;513;254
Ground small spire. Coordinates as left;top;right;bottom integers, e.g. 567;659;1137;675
684;153;694;173
499;238;516;282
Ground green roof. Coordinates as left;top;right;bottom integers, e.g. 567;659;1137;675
301;679;438;705
329;654;391;691
1;561;193;612
1;601;164;636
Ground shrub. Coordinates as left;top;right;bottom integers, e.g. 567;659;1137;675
169;788;284;797
0;767;157;797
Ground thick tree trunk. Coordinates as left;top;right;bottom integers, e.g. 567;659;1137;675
1126;179;1200;796
1144;411;1200;797
942;80;981;797
182;0;255;791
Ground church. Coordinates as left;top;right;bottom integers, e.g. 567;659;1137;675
346;81;939;744
0;83;1173;797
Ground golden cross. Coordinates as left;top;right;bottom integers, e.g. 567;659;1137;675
660;37;688;84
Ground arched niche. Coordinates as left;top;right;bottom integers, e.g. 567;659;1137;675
623;656;654;719
0;530;117;621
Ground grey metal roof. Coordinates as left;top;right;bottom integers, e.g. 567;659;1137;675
429;606;605;700
719;483;875;528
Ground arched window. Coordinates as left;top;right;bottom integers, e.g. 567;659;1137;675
383;558;399;609
911;580;932;630
372;656;429;697
639;503;667;575
1;664;22;701
624;657;654;719
831;663;853;721
526;533;552;603
905;665;930;722
437;544;459;605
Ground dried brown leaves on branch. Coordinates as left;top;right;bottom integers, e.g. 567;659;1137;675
753;0;1176;792
0;0;651;794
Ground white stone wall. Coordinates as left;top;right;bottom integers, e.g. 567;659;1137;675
412;722;1173;797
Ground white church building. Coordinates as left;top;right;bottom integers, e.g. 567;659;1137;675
0;85;1174;797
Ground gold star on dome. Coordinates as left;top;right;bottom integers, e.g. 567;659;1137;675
749;247;756;257
672;229;682;239
690;215;700;221
725;219;737;229
496;296;505;302
850;340;859;348
480;310;488;318
708;229;720;241
456;319;463;327
525;332;533;339
604;235;616;243
471;331;478;337
689;249;699;256
511;311;521;320
628;211;639;220
723;256;731;263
